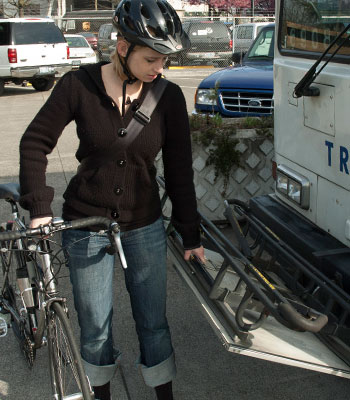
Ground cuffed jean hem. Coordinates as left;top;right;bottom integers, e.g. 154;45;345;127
139;352;176;388
82;354;121;387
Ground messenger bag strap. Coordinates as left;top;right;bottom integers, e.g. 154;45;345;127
78;78;168;172
120;78;168;150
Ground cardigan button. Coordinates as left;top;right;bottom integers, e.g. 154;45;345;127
117;159;126;167
114;187;123;195
118;128;127;137
111;210;120;219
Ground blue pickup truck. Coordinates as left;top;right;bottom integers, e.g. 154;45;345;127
194;23;274;118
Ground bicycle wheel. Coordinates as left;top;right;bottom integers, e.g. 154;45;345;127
47;301;92;400
0;224;36;366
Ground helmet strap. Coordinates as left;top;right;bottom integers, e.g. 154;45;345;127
118;43;138;117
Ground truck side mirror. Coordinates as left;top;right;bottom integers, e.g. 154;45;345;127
232;51;245;64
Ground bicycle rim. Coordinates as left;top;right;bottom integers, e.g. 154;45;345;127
47;301;92;400
0;228;36;366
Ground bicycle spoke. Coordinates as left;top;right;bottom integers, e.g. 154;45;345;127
48;302;91;399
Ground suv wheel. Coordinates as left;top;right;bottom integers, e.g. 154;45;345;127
0;79;4;96
32;77;55;92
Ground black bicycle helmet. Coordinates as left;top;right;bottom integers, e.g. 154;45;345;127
112;0;191;55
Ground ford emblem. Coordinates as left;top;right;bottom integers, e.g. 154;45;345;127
248;100;261;107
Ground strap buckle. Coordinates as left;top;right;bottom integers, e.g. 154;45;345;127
134;109;151;126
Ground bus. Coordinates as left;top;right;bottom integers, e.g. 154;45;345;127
164;0;350;381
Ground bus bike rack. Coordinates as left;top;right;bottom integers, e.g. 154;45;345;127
157;177;350;379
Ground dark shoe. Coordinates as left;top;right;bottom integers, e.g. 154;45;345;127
93;381;111;400
155;381;174;400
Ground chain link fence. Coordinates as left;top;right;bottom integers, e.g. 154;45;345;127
57;12;274;67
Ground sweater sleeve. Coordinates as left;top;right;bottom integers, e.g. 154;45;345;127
162;82;201;249
19;73;76;218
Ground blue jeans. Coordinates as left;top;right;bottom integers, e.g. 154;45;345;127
61;217;176;387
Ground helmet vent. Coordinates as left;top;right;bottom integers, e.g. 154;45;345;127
123;1;131;13
124;16;136;32
141;5;151;19
166;20;174;36
147;25;164;40
157;1;167;14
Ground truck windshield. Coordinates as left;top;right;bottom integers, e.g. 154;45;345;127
246;28;274;60
280;0;350;59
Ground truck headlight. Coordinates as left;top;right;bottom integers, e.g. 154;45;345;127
276;165;310;209
196;89;217;105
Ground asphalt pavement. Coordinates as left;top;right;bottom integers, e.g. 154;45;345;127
0;75;350;400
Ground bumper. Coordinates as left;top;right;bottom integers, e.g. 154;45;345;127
11;64;72;79
69;57;97;69
194;105;272;118
186;50;231;62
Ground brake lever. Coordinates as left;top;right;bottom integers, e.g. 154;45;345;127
114;230;127;269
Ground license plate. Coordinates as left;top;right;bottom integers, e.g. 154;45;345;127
203;53;216;58
39;66;55;74
72;60;81;66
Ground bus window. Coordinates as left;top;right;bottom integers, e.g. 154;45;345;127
280;0;350;58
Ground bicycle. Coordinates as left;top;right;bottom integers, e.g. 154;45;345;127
0;182;127;399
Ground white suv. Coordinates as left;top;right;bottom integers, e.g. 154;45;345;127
0;18;72;95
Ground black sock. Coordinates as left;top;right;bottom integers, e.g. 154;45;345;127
155;381;173;400
93;381;111;400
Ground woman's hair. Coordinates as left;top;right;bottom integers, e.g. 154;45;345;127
111;37;142;80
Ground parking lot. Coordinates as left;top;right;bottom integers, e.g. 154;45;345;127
0;68;350;399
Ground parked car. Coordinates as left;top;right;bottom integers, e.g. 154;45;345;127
78;32;98;50
0;17;71;96
233;22;272;54
64;34;97;68
194;24;274;118
169;20;232;67
97;23;118;62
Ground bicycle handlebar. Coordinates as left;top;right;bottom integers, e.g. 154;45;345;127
0;216;128;269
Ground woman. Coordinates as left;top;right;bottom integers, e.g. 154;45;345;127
19;0;205;399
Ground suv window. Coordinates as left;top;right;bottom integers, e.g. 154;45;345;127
0;22;10;45
105;25;113;37
12;22;65;45
236;26;254;39
99;24;114;39
188;22;229;39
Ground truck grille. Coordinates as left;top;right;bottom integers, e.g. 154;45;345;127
220;90;273;114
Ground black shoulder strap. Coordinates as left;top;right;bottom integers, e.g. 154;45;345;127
78;78;168;172
121;78;168;149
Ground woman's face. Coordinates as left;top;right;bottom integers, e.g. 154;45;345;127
117;41;168;82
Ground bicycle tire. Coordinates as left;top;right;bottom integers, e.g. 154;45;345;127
47;301;92;400
0;223;36;366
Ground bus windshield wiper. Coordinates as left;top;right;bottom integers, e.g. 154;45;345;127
294;23;350;98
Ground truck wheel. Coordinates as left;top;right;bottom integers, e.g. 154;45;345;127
32;77;55;92
177;53;185;66
0;79;4;96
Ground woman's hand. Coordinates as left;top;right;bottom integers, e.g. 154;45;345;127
184;245;205;264
29;216;52;229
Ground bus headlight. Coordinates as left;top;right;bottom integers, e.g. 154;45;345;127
276;165;310;209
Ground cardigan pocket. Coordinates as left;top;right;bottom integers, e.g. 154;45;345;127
76;166;116;208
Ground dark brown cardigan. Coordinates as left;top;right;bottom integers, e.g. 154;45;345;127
19;62;200;249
